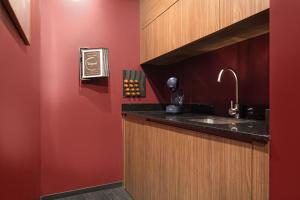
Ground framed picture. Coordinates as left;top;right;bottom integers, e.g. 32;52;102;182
80;48;109;80
2;0;31;45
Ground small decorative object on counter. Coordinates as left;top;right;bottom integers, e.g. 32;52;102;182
80;48;109;80
166;77;184;114
123;70;146;98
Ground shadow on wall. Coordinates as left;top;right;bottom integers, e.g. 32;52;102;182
142;65;171;103
79;78;112;113
80;78;109;93
143;34;269;116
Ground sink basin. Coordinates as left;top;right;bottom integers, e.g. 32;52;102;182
188;116;251;125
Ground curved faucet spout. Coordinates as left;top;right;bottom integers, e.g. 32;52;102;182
217;68;240;119
217;68;239;104
217;69;225;83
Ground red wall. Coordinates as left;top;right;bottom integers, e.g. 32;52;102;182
0;1;41;200
4;0;295;198
144;34;269;115
270;1;300;199
40;0;157;195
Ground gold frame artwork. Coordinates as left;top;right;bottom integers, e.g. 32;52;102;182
2;0;31;45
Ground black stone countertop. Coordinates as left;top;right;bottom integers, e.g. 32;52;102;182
123;110;269;143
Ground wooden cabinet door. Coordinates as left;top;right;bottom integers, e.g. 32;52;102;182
124;119;147;200
140;0;178;29
124;119;262;200
140;1;182;63
220;0;269;28
210;136;252;200
181;0;220;45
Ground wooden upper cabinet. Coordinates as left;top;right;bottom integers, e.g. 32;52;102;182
140;0;178;29
140;1;182;63
140;0;270;65
181;0;220;45
220;0;270;28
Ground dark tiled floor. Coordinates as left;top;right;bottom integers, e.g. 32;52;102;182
55;187;133;200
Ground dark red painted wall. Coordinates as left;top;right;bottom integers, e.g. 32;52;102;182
40;0;158;195
144;34;269;115
2;0;287;198
270;1;300;199
0;1;41;200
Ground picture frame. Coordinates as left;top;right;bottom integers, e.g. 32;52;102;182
2;0;31;45
80;48;109;80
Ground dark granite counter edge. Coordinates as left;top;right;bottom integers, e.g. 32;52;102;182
122;103;214;114
123;111;269;144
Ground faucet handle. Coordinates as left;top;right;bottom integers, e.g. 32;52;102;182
229;100;240;119
229;100;237;116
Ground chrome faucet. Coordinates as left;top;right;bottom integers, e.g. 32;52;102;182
217;68;240;119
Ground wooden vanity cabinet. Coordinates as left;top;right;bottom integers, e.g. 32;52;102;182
123;118;269;200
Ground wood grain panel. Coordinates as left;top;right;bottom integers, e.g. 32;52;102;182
220;0;269;29
169;126;213;200
211;137;252;200
124;118;268;200
140;0;178;29
124;118;147;200
142;10;269;65
140;24;153;64
140;1;182;63
181;0;220;45
252;143;270;200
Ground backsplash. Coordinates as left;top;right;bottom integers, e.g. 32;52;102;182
143;34;269;116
